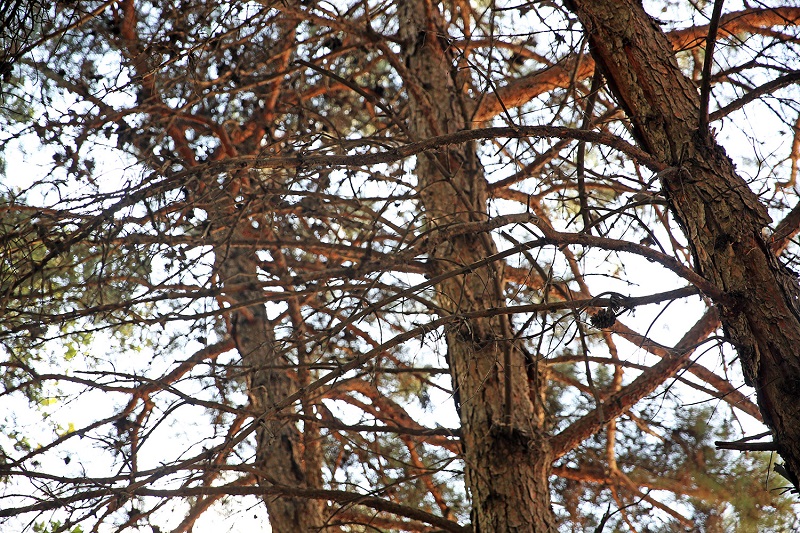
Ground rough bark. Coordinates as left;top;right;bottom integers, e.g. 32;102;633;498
212;180;327;531
567;0;800;490
399;2;557;531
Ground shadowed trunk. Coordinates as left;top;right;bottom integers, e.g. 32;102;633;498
567;0;800;491
212;179;328;532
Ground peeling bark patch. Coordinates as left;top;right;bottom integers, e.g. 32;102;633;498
738;343;758;387
489;423;533;450
714;233;734;251
280;434;305;481
454;324;495;351
778;371;800;397
724;290;748;314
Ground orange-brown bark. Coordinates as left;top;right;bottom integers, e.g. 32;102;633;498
567;0;800;492
398;2;558;530
475;7;800;123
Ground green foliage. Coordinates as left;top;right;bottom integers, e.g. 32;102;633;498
33;520;83;533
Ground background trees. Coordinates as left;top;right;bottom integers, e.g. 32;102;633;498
2;0;800;531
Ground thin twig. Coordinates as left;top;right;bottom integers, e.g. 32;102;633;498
698;0;725;134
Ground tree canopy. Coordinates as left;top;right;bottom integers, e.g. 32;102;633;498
2;1;800;531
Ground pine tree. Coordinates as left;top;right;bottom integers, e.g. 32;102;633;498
1;1;799;531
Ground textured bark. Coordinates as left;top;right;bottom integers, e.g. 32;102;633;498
213;183;327;532
567;0;800;490
399;3;557;531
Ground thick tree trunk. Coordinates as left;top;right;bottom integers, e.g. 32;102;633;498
399;3;557;531
212;183;327;532
567;0;800;490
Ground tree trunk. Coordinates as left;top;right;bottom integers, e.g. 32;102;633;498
212;180;328;531
399;3;558;531
567;0;800;490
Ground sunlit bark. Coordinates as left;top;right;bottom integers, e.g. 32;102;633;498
398;2;557;530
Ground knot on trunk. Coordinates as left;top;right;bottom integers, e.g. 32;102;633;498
489;423;533;450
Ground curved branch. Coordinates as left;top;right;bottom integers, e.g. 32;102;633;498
0;484;470;533
552;307;721;459
710;71;800;122
196;126;665;172
475;7;800;122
